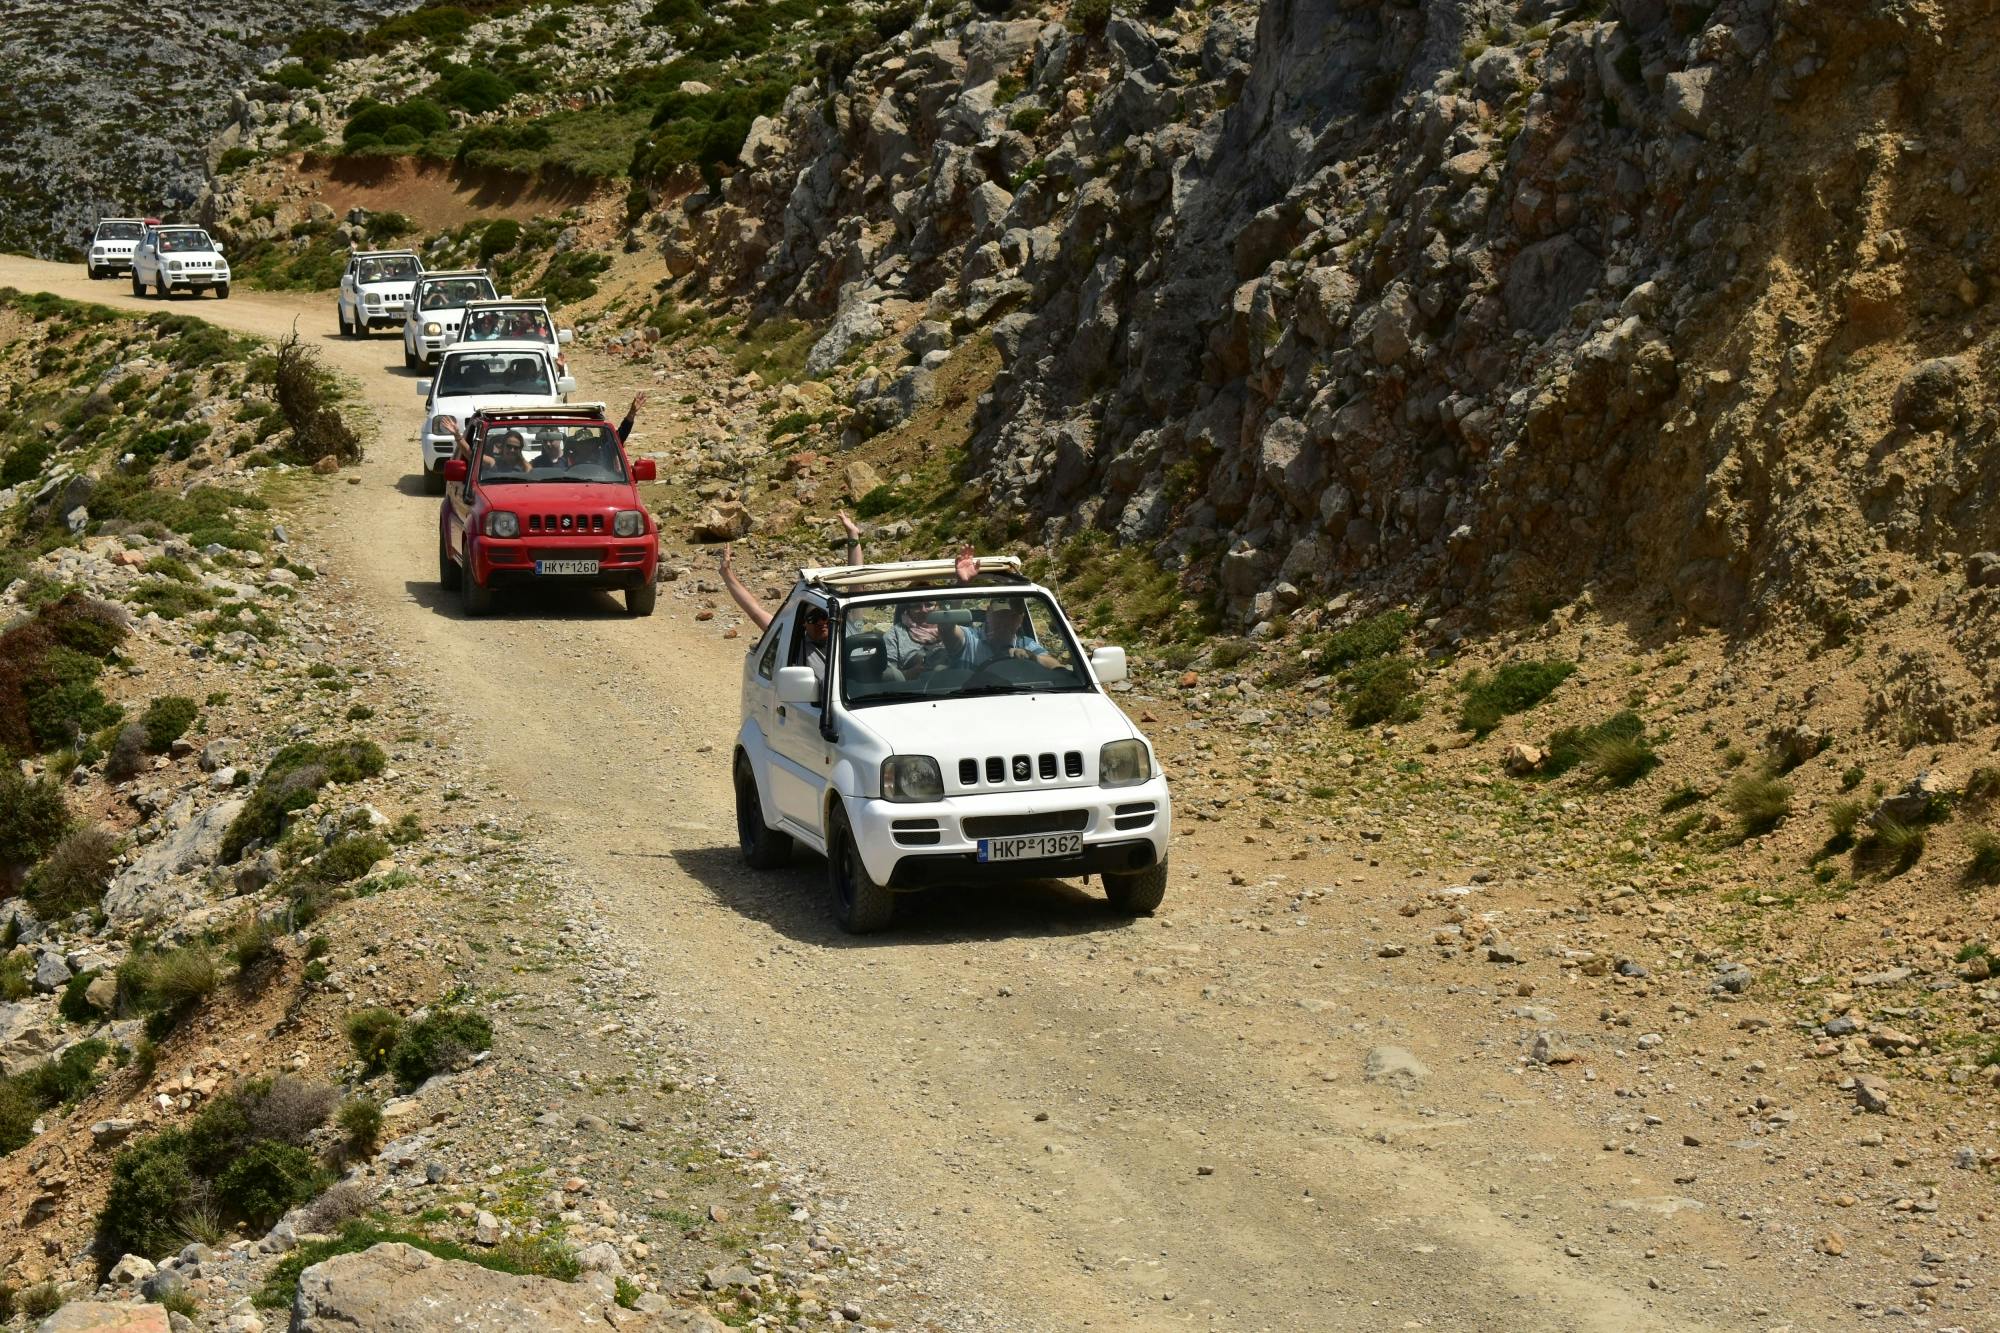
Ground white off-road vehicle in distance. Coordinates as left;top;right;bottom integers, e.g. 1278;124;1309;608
84;218;148;278
416;340;575;492
451;298;574;361
733;557;1172;933
403;269;498;370
338;249;424;336
131;224;229;299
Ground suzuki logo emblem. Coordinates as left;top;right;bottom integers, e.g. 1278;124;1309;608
1013;756;1030;781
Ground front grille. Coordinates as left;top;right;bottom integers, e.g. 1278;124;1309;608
960;751;1085;789
962;811;1089;838
526;514;606;534
1113;802;1157;831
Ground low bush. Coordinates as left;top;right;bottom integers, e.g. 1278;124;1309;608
318;833;389;883
1543;710;1656;786
478;218;522;262
1967;830;2000;885
1824;797;1867;850
0;769;70;871
256;1220;575;1309
0;953;27;1000
389;1009;492;1089
0;592;129;758
104;723;146;781
1312;610;1412;674
117;943;220;1038
59;968;104;1022
1859;816;1925;874
337;1097;383;1153
1;1039;109;1154
97;1075;334;1262
23;825;120;916
227;916;285;980
1724;773;1792;838
1344;657;1421;727
344;1007;403;1074
141;696;198;752
1965;766;2000;808
1458;660;1575;736
221;739;387;862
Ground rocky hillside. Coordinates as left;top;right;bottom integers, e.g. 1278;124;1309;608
0;0;415;257
658;0;1988;649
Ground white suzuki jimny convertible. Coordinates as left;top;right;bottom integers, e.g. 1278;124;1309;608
733;557;1171;932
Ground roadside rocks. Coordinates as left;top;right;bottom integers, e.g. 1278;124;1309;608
1362;1045;1429;1089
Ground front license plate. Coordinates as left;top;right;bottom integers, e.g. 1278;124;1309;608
978;833;1083;862
535;559;599;575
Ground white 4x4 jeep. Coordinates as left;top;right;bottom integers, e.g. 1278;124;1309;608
403;270;498;370
131;225;229;299
338;249;424;336
84;218;147;278
733;557;1172;932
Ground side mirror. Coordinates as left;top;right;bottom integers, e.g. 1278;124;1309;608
213;243;225;254
555;375;577;395
416;380;432;395
443;458;468;482
557;329;574;344
1090;646;1128;684
631;458;657;482
776;666;818;705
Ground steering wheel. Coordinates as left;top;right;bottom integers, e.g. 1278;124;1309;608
965;656;1043;689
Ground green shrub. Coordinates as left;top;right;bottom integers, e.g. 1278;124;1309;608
1313;610;1412;674
227;917;285;978
337;1096;383;1153
0;769;70;869
364;212;413;243
105;722;147;781
1860;816;1925;874
478;218;522;261
14;1280;63;1319
221;739;387;862
272;330;362;467
117;944;220;1038
1;593;128;757
216;1140;327;1230
23;825;119;916
389;1009;492;1089
1344;657;1422;727
142;695;198;752
217;147;257;174
99;1129;203;1260
317;833;389;883
1543;710;1654;785
59;968;104;1022
2;1041;109;1154
345;1008;404;1074
1;438;53;486
0;953;28;1001
1069;0;1114;35
1967;830;2000;885
1824;798;1866;850
1964;766;2000;807
1458;659;1576;736
435;67;516;113
1724;773;1792;838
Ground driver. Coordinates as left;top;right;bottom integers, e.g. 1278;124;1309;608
531;429;567;469
973;597;1058;669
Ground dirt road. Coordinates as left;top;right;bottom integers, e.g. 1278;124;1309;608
0;256;1861;1330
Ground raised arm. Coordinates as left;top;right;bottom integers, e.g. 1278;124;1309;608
617;391;648;445
718;544;772;632
838;510;864;566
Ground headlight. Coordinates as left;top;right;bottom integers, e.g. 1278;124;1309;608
612;509;644;537
168;261;183;271
880;755;943;803
424;321;443;336
428;415;455;436
1099;739;1152;788
484;512;519;538
365;292;381;305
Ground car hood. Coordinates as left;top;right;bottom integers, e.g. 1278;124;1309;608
483;480;637;505
431;391;557;420
852;691;1136;758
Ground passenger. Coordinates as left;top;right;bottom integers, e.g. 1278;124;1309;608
467;309;502;341
487;429;531;472
880;547;982;676
615;392;648;446
717;511;869;631
531;429;566;469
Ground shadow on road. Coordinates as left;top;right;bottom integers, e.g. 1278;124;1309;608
668;843;1135;948
402;578;630;622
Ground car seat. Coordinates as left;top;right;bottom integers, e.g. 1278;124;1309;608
843;632;887;690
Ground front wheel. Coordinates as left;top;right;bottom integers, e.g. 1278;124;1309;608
458;546;493;617
403;342;418;371
215;283;229;300
827;805;895;934
1103;858;1169;916
423;465;445;496
86;265;100;280
437;530;461;591
130;273;145;298
735;757;792;870
625;579;657;617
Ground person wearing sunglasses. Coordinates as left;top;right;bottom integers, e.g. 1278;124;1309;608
881;547;981;675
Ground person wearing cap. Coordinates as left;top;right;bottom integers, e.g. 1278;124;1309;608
972;597;1059;669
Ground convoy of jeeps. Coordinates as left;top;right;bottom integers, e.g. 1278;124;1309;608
72;216;1173;930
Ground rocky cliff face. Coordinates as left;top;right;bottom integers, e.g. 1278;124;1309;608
660;0;1992;653
0;0;413;257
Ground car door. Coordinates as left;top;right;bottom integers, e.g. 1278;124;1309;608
444;425;476;560
765;596;836;835
135;233;156;284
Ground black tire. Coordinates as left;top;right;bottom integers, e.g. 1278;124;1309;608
459;546;494;616
827;804;895;934
437;530;461;591
423;465;446;496
130;273;145;298
337;306;350;337
1103;857;1169;916
625;579;657;617
86;265;100;280
403;342;418;371
735;757;793;870
155;277;170;299
215;283;229;300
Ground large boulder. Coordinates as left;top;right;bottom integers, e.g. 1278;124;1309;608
289;1243;723;1331
36;1304;171;1332
102;795;244;923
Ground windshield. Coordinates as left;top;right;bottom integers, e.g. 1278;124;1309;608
155;230;211;253
96;221;143;240
419;277;497;309
840;591;1090;706
437;352;551;398
359;256;420;282
474;422;627;483
462;307;553;343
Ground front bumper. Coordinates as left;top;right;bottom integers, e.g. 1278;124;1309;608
165;268;228;289
848;773;1172;888
422;433;453;470
90;252;134;272
471;533;658;592
363;300;409;325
